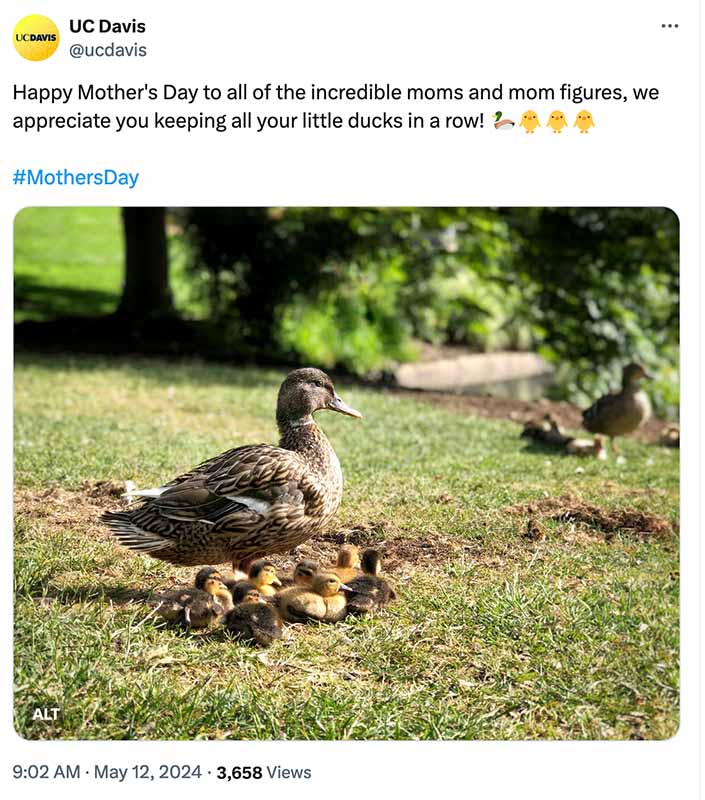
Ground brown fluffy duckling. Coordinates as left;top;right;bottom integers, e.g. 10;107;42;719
152;576;233;630
224;586;283;647
520;414;571;448
247;559;283;597
194;565;223;589
659;424;679;448
330;544;361;583
565;434;607;459
583;363;652;453
278;572;351;623
343;549;396;616
278;559;319;589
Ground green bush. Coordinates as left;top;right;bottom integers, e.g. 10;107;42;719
183;207;679;416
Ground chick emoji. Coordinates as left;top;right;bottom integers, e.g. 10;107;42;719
574;109;595;133
519;110;540;134
547;110;568;133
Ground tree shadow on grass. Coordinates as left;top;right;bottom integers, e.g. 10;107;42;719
15;276;118;322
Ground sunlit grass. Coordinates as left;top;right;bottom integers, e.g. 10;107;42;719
14;355;679;740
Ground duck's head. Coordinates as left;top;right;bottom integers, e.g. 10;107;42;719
293;560;318;587
202;577;232;603
335;544;360;569
360;548;383;576
194;565;223;590
312;572;351;598
276;368;362;428
622;363;652;386
249;559;282;589
229;580;259;604
240;586;265;605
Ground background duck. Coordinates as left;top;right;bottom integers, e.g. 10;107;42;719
152;576;233;630
224;587;283;647
278;572;350;623
344;549;396;615
101;368;362;572
582;363;652;453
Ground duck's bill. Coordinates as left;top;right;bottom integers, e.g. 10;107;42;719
328;394;363;419
339;583;354;592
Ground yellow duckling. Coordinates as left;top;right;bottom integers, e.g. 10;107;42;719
547;110;567;133
331;544;361;584
278;559;319;589
153;576;233;630
224;585;283;647
247;559;283;597
519;110;541;133
278;572;351;623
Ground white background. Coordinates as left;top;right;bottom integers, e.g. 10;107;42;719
0;1;701;798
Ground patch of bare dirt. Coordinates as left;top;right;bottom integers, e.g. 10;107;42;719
15;481;125;531
507;495;674;541
387;388;669;443
283;520;469;578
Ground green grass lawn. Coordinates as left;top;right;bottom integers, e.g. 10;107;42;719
13;354;679;740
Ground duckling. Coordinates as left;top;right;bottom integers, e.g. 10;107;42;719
194;565;223;589
330;544;361;583
101;368;362;574
583;363;652;454
343;549;396;616
659;424;680;448
278;559;319;588
247;559;282;597
152;576;233;630
228;580;260;604
565;434;607;459
278;572;351;623
224;587;283;647
520;414;571;448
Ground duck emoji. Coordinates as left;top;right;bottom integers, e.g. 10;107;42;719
574;109;595;133
547;110;568;133
518;110;540;133
493;111;515;130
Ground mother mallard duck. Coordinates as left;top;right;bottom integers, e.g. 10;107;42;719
101;368;362;571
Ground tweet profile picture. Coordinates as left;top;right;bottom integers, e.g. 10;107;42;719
13;14;60;61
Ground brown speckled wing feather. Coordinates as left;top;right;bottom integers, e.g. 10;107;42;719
133;445;327;530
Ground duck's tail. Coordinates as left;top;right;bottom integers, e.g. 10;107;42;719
100;510;174;554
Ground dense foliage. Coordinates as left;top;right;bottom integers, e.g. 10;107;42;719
183;207;678;415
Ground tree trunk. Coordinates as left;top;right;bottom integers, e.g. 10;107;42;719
117;207;173;318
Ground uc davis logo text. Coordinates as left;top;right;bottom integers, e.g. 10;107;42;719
14;15;60;61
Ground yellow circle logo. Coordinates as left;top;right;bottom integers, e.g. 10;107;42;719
13;15;60;61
